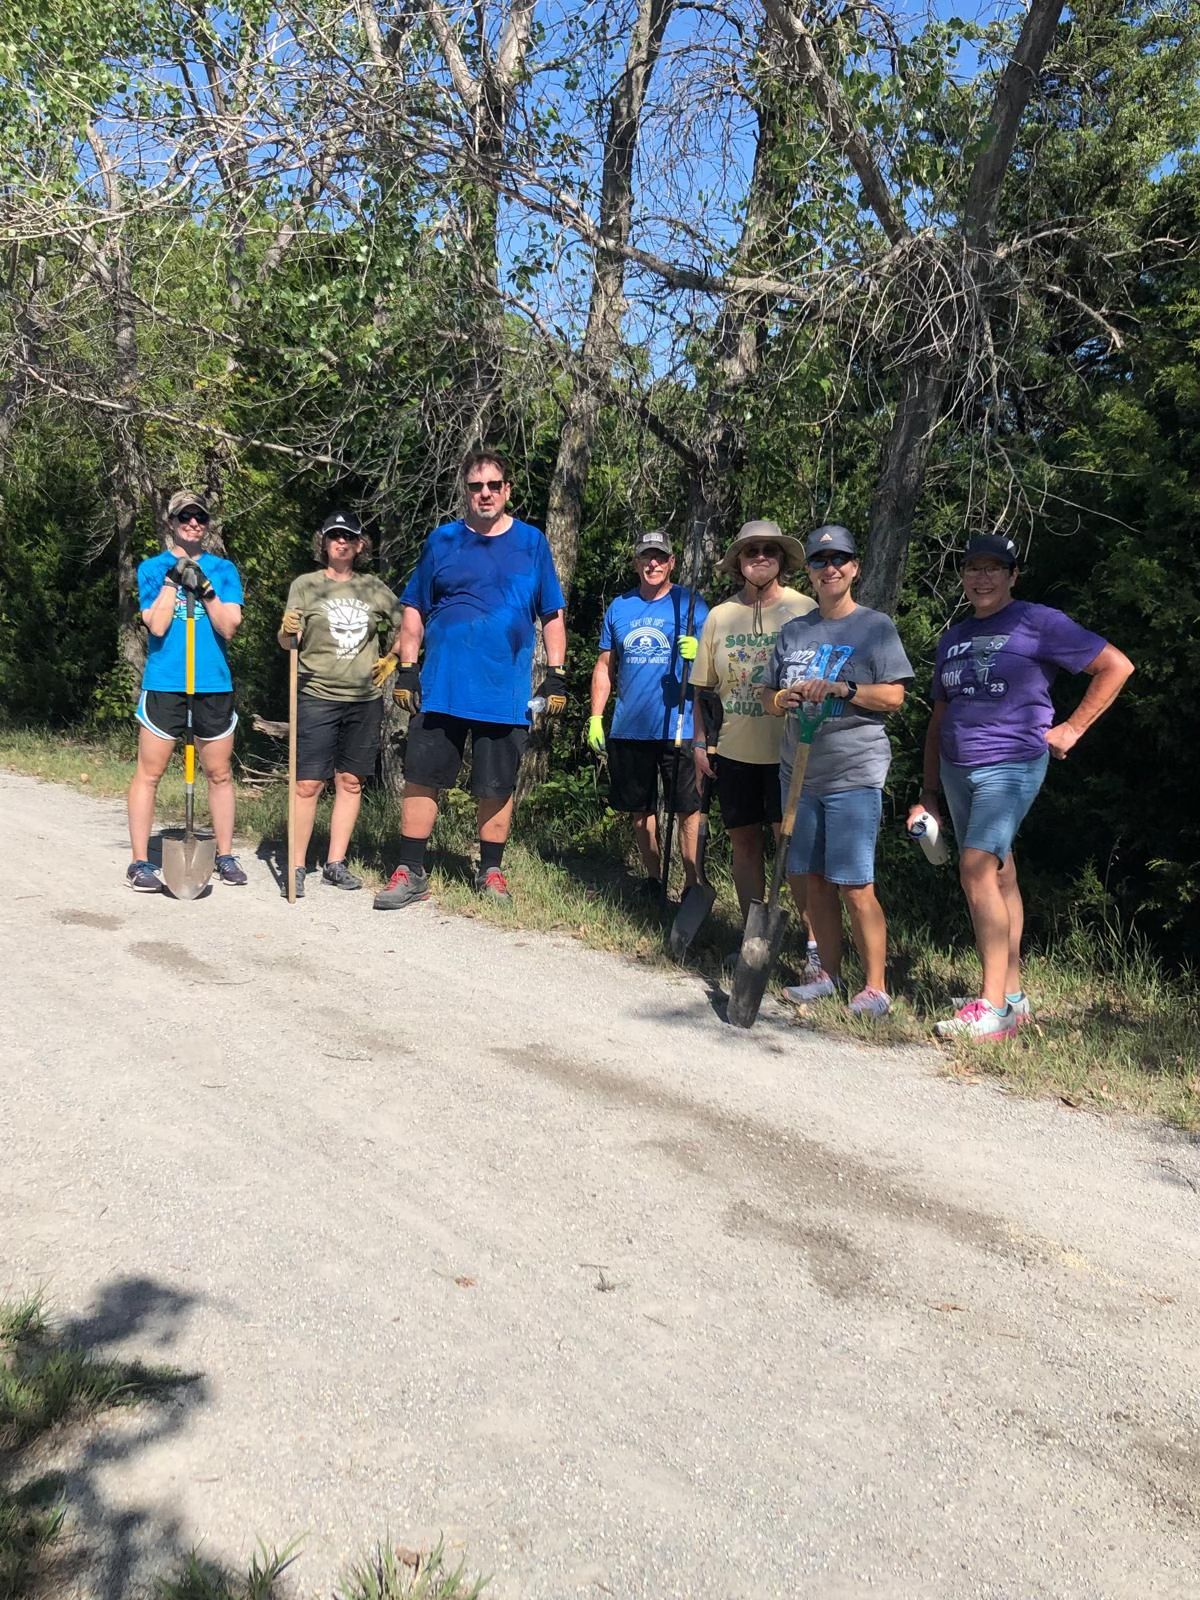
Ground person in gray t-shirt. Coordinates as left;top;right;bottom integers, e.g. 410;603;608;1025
762;524;913;1018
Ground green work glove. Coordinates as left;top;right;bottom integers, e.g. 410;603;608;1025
586;715;606;754
678;634;698;662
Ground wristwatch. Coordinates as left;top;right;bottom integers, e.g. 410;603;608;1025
842;681;859;702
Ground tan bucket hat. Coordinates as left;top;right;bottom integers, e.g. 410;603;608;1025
719;519;805;576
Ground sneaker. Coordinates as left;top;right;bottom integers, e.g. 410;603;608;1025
322;860;362;891
952;992;1033;1024
126;859;163;893
850;986;892;1018
214;854;247;886
801;943;823;983
783;970;845;1004
290;867;306;899
475;866;512;904
936;998;1018;1040
373;863;431;910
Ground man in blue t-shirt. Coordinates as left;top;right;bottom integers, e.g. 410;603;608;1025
588;530;709;896
373;450;568;910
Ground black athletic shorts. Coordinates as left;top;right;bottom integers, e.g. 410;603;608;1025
296;694;383;781
404;712;528;799
714;755;782;830
136;689;238;742
607;738;700;816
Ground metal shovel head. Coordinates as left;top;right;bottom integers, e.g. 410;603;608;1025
161;829;216;900
726;897;788;1029
668;883;717;962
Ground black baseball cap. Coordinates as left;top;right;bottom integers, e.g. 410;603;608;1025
963;535;1018;568
320;510;363;537
804;523;857;559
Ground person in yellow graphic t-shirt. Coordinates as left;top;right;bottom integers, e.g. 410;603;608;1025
691;521;819;966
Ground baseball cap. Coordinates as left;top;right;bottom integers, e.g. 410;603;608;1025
804;523;857;559
633;529;672;557
320;509;363;537
963;534;1019;568
167;490;209;519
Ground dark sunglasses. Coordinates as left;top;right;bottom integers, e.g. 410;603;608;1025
326;531;362;542
174;508;209;525
637;550;671;563
466;479;505;493
740;544;781;559
807;552;853;569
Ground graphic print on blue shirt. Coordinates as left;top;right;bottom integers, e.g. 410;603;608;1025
940;631;1013;700
599;586;709;741
137;550;243;693
400;518;566;725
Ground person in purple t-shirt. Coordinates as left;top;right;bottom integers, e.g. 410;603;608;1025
908;535;1134;1040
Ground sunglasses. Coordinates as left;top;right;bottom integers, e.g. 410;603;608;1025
740;544;781;559
326;531;362;542
807;552;853;569
637;551;671;563
175;508;208;525
465;479;506;493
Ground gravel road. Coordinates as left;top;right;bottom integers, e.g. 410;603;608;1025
2;769;1198;1600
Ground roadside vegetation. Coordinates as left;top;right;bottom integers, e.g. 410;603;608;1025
4;725;1197;1132
0;1294;487;1600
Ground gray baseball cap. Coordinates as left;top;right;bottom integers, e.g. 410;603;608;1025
633;529;672;557
804;523;857;559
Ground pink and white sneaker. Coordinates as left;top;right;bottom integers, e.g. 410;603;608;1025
849;986;891;1018
936;998;1018;1040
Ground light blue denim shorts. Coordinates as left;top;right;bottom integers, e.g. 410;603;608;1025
940;750;1049;863
784;785;883;886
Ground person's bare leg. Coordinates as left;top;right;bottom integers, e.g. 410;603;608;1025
128;728;174;860
840;882;888;993
401;782;439;840
804;874;844;978
998;851;1024;996
631;812;660;879
958;847;1010;1010
676;811;700;889
292;778;325;868
477;793;514;844
196;734;236;855
729;825;766;920
328;771;363;861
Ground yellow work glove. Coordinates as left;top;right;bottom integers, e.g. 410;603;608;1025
586;715;606;754
280;608;302;636
370;653;399;689
678;634;698;661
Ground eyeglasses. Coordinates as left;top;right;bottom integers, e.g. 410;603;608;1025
175;509;208;526
740;544;780;560
327;531;362;542
807;552;853;569
465;479;506;493
637;551;671;564
962;562;1009;576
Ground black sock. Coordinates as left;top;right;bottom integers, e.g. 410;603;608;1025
479;839;505;872
398;834;427;872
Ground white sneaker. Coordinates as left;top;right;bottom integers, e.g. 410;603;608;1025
952;993;1032;1024
849;986;891;1018
784;970;843;1004
936;999;1019;1040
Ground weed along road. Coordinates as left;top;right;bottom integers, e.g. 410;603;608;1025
2;770;1199;1600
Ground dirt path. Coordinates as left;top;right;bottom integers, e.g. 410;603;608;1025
2;769;1198;1599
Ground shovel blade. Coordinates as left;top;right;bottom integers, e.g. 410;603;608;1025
161;830;216;901
727;899;788;1028
668;883;717;962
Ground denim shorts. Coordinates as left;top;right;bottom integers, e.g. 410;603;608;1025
784;784;883;886
940;751;1049;863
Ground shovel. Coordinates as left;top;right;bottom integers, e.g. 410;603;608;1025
668;774;716;961
286;635;299;903
727;699;831;1028
161;588;216;900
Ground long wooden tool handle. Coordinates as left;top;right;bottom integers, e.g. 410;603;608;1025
286;641;299;904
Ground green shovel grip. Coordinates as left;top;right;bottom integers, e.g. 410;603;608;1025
795;696;835;744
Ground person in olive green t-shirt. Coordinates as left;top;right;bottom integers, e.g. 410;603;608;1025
277;510;403;896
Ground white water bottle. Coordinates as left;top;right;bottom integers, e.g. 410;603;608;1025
527;696;547;717
909;809;950;866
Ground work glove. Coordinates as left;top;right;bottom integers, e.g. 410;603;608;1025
391;664;422;713
678;634;698;662
586;715;606;754
169;558;214;602
370;653;399;690
280;608;303;637
535;668;568;716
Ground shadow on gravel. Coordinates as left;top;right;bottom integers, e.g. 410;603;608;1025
1;1275;209;1600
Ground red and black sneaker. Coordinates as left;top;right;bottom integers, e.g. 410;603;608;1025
372;863;431;910
474;866;512;905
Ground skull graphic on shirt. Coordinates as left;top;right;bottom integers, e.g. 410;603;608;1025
324;595;371;659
